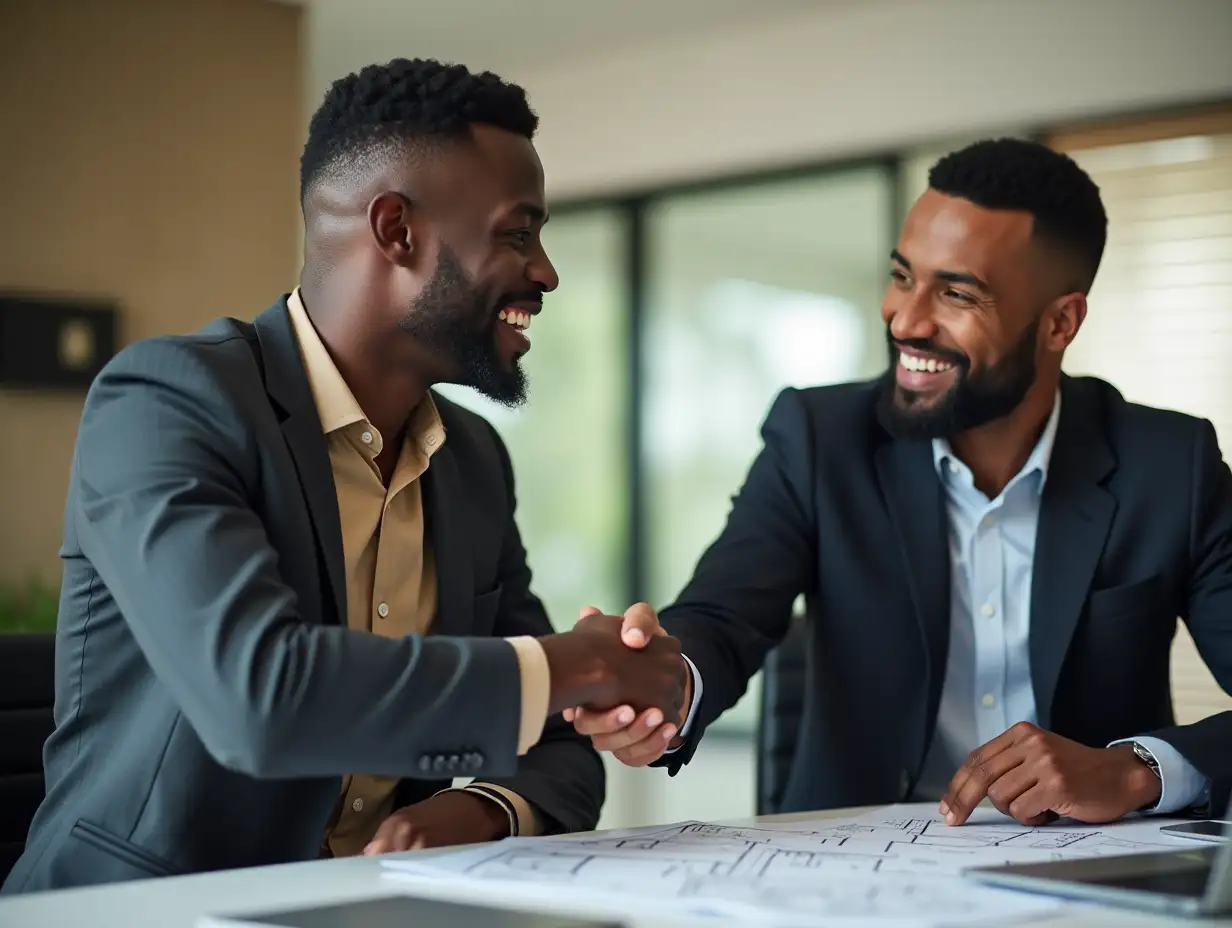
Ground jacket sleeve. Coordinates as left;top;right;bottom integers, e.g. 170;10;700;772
654;388;819;772
74;340;523;781
1147;417;1232;812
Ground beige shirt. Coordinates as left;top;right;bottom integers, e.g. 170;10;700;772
285;290;549;858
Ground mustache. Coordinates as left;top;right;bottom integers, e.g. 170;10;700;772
889;336;969;369
497;290;544;310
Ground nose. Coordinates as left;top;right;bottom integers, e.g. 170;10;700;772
527;246;559;293
886;287;938;343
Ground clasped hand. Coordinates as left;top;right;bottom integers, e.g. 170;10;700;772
562;604;688;767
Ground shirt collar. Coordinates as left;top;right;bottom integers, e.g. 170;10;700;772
931;388;1063;496
285;288;367;434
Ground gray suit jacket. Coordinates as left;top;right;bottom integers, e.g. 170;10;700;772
3;298;603;894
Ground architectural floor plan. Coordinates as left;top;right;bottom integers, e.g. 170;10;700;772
381;803;1194;926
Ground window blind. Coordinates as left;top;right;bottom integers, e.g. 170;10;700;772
1052;108;1232;725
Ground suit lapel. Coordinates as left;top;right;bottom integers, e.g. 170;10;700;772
252;299;347;624
874;437;950;773
1029;380;1116;728
423;440;475;637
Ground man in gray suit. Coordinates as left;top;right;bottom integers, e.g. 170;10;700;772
3;58;682;893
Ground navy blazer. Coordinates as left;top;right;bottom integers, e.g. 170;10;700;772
657;375;1232;815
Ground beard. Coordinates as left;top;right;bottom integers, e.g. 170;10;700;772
876;317;1040;441
396;244;530;408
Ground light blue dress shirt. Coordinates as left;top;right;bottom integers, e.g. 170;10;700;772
676;392;1208;813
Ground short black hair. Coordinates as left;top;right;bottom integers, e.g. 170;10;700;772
928;138;1108;293
299;58;538;202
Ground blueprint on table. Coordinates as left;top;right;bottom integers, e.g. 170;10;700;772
380;802;1194;927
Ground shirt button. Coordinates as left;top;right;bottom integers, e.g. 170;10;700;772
377;602;389;618
426;435;438;446
984;515;997;527
361;430;374;445
981;693;996;709
947;460;959;474
980;602;996;618
352;798;364;812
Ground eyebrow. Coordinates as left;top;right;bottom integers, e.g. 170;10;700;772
891;249;990;292
513;203;548;224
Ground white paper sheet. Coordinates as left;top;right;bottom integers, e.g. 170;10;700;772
380;802;1195;927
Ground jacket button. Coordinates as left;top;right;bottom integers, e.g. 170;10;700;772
446;754;461;773
418;755;432;773
432;754;448;774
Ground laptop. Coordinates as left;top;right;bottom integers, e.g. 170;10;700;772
965;814;1232;918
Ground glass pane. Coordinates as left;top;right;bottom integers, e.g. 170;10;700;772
643;167;894;732
435;209;628;631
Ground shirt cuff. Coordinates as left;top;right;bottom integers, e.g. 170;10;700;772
664;654;702;755
466;783;542;838
433;785;542;838
1109;736;1211;814
507;636;549;755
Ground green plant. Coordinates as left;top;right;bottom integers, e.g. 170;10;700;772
0;576;59;634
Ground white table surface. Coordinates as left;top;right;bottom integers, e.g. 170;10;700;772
1;807;1228;928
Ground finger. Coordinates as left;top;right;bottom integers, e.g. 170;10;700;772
577;605;602;621
595;718;675;754
613;724;679;767
363;819;411;855
984;765;1039;818
621;602;661;648
939;725;1032;822
562;708;573;722
573;705;640;737
941;743;1025;826
1008;784;1058;826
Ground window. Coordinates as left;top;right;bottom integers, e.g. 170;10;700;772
642;166;895;731
1052;108;1232;723
435;209;629;631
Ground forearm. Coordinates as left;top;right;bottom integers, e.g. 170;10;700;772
470;714;605;835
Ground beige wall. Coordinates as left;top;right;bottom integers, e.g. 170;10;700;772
0;0;303;584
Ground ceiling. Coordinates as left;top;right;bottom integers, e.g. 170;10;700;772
301;0;842;87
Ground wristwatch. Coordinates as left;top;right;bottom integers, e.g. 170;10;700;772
1130;741;1162;809
1130;741;1161;778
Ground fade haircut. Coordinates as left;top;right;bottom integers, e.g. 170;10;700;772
299;58;539;203
928;138;1108;294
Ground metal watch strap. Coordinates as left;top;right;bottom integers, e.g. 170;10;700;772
1131;741;1162;779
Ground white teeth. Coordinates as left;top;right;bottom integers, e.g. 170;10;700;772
500;310;532;331
901;352;953;373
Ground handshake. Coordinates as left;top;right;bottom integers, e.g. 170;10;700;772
538;604;688;767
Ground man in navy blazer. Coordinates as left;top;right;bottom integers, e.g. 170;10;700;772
570;138;1232;826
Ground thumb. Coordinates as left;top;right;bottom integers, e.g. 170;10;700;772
621;602;661;648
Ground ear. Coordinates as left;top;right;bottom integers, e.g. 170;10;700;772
367;191;417;267
1042;292;1087;352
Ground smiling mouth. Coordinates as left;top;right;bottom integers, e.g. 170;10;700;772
895;347;960;393
498;308;533;332
898;349;956;374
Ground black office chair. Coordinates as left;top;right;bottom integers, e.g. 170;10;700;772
0;633;56;882
755;612;809;816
